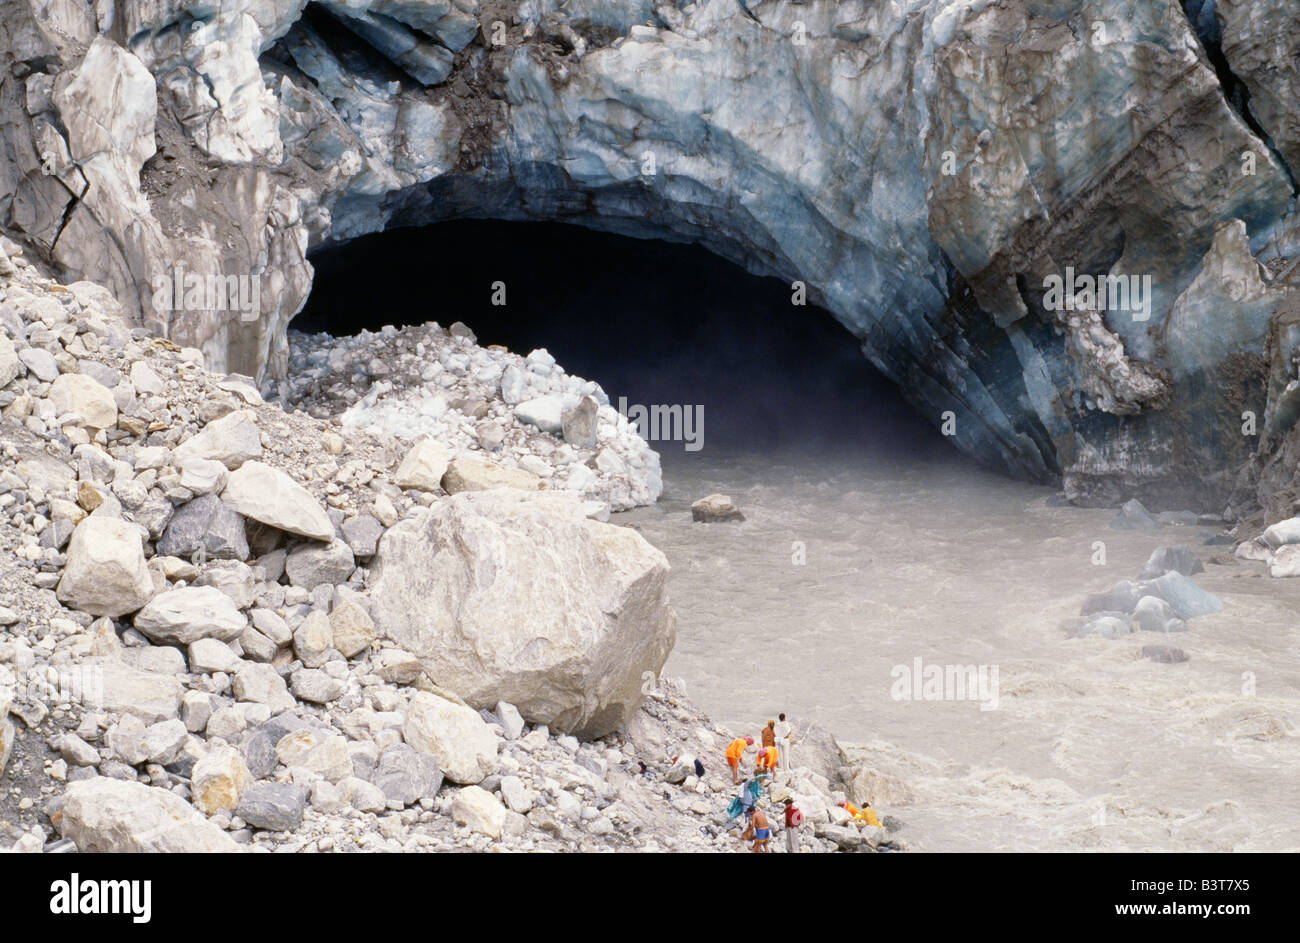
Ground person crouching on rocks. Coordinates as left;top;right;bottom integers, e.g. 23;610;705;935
839;799;881;827
750;807;772;853
726;736;753;784
755;743;779;778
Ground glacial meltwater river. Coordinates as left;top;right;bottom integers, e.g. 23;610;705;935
618;446;1300;852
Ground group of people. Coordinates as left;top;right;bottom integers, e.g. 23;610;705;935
724;715;792;785
724;715;800;852
720;714;883;852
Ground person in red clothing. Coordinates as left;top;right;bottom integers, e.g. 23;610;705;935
783;797;804;853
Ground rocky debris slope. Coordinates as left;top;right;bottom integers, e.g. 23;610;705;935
3;1;1300;508
0;249;894;852
274;322;662;511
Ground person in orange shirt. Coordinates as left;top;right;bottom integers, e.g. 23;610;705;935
839;799;882;827
725;736;753;784
755;744;779;776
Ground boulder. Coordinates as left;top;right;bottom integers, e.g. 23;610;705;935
48;373;118;429
341;514;384;558
1080;579;1143;615
191;745;253;815
1108;499;1156;531
1142;572;1223;620
290;668;345;704
788;720;850;790
371;489;675;737
0;334;19;386
394;438;451;491
174;410;263;469
1132;595;1178;633
187;638;242;674
275;729;353;783
57;516;154;617
93;659;183;723
370;742;443;806
1139;545;1205;580
133;586;246;645
177;456;228;496
1076;613;1133;639
691;493;745;523
1267;544;1300;578
440;456;544;495
451;785;507;838
513;394;565;433
236;782;309;831
330;600;376;658
285;539;355;590
561;395;599;448
222;461;334;541
1260;516;1300;550
231;663;296;713
157;494;250;560
403;692;499;785
1141;645;1190;664
59;779;240;853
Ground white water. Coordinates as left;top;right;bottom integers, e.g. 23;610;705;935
619;446;1300;852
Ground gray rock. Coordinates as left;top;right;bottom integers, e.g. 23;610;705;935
1080;580;1143;616
1141;572;1223;620
1075;613;1133;639
236;783;308;831
239;729;279;780
290;668;345;704
1141;644;1190;664
285;538;355;590
157;494;250;561
1109;499;1156;532
561;395;599;448
370;743;443;806
341;514;384;558
1139;545;1205;580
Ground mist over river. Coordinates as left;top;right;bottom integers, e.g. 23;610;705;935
620;446;1300;852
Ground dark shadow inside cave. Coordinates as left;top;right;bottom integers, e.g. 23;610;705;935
293;220;957;463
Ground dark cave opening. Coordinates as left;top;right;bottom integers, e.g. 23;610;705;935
293;220;953;460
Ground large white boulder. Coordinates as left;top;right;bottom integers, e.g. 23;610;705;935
56;516;155;617
174;410;263;469
403;692;498;785
48;373;118;430
370;490;676;738
222;461;334;541
59;778;240;853
133;586;246;644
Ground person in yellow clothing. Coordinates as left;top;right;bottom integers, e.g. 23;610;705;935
839;799;882;827
755;744;779;776
725;737;753;784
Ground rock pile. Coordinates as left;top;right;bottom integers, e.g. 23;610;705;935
0;249;892;853
274;324;663;512
1075;545;1221;647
